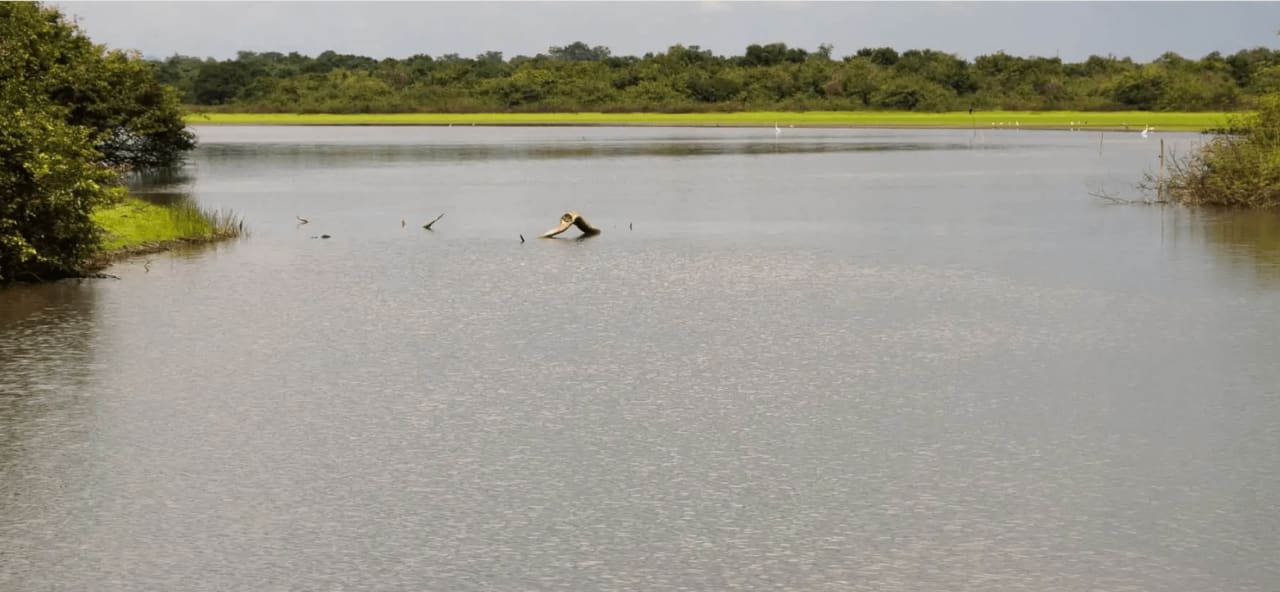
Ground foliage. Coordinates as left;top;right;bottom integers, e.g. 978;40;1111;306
1;2;195;282
1159;96;1280;208
155;42;1280;114
0;103;122;281
76;50;197;168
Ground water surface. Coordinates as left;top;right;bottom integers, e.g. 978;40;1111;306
2;126;1278;591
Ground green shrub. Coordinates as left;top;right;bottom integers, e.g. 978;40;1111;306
1161;96;1280;207
1;2;195;282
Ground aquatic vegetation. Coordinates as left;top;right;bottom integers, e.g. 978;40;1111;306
91;197;244;254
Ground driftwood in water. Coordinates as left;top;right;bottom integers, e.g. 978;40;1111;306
1089;188;1168;206
539;210;601;239
423;213;445;230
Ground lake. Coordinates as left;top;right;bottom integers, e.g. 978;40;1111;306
2;126;1278;591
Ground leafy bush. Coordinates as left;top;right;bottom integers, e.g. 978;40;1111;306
1160;96;1280;208
1;2;194;282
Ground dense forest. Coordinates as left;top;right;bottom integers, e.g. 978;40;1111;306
155;42;1280;114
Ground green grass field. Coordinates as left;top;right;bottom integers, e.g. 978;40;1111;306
93;197;240;251
186;110;1237;132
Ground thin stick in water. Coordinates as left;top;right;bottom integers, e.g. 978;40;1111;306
1158;138;1166;201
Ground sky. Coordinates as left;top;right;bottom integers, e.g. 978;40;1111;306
53;1;1280;63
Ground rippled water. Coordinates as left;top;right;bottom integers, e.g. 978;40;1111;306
2;126;1278;591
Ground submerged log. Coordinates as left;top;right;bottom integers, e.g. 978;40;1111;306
539;210;601;239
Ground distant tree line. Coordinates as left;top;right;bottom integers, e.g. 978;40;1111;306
153;41;1280;113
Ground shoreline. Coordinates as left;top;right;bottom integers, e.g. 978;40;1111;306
185;111;1235;132
80;237;229;275
83;197;242;274
189;122;1186;132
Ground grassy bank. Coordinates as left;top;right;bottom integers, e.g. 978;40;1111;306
89;196;243;263
186;110;1233;132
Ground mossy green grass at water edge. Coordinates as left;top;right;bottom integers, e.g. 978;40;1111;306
187;110;1233;132
90;197;243;259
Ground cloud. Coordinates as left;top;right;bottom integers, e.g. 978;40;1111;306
50;1;1280;63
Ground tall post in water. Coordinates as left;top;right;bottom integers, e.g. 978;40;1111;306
1158;139;1166;201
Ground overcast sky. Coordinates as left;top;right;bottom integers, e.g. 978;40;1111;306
54;2;1280;63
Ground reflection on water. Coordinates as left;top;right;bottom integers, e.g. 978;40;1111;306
1198;209;1280;284
1;126;1278;592
132;190;193;207
125;166;194;190
0;283;98;541
0;284;98;396
198;139;1004;167
124;167;196;207
1153;207;1280;289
